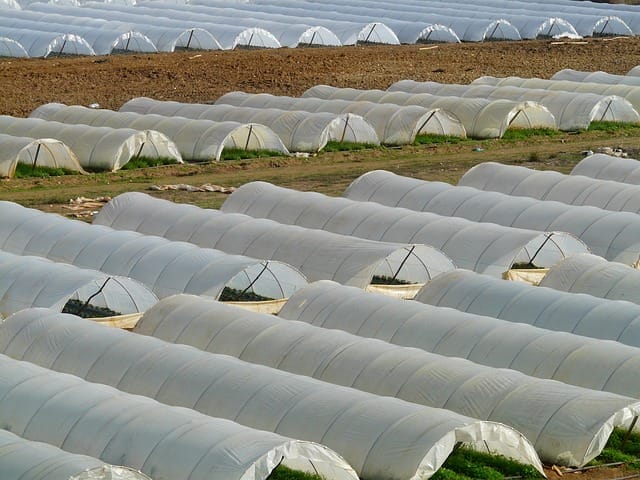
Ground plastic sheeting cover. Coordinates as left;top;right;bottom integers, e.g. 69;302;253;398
571;153;640;185
277;280;640;399
552;68;640;86
0;249;157;317
343;169;640;266
388;79;640;130
127;292;640;466
416;269;640;348
94;192;455;289
212;91;467;144
31;103;289;160
303;85;555;139
120;97;380;151
0;115;181;171
458;161;640;215
0;353;358;480
0;201;308;300
0;429;151;480
540;253;640;304
0;36;28;57
0;308;544;478
221;181;588;277
0;133;85;178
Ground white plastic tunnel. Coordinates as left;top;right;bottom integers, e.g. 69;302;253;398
116;292;640;467
571;153;640;185
0;353;358;480
0;249;157;318
472;75;640;115
94;192;456;295
417;269;640;348
278;280;640;399
343;169;640;267
0;28;95;57
31;103;289;160
0;429;151;480
388;79;640;131
0;115;181;171
459;161;640;215
552;68;640;87
0;201;308;301
120;97;379;151
221;181;589;277
303;85;556;139
0;12;158;55
0;307;544;479
0;133;85;178
540;253;640;304
0;36;28;57
213;91;467;144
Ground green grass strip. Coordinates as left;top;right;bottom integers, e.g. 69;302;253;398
322;141;377;152
13;163;79;178
431;447;543;480
220;148;287;161
119;156;181;170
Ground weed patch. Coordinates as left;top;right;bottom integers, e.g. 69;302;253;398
14;164;78;178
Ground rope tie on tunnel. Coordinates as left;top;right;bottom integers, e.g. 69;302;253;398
391;245;416;283
364;24;377;43
527;232;555;267
244;125;254;150
239;261;269;297
76;277;112;317
31;142;42;169
599;99;614;122
339;116;350;143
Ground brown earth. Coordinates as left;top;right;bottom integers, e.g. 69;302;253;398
2;36;640;480
2;37;640;117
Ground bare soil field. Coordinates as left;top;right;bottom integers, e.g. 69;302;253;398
2;38;640;479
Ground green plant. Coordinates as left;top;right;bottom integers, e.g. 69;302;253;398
266;465;325;480
587;121;640;134
322;141;377;152
430;447;542;480
371;275;414;285
14;163;78;178
502;128;560;141
413;134;466;145
62;299;121;318
220;148;286;161
218;287;274;302
119;156;181;170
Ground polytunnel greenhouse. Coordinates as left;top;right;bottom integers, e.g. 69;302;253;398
0;28;95;57
220;182;588;277
343;169;640;267
0;429;151;480
630;66;640;76
278;280;640;399
145;0;402;45
472;75;640;113
120;97;379;152
388;79;640;131
0;13;158;55
302;85;556;139
124;2;344;47
31;103;289;160
0;36;28;57
0;133;84;178
129;293;640;467
0;201;308;302
0;0;20;8
0;250;157;318
459;162;640;215
552;68;640;86
540;254;640;304
212;92;467;144
571;153;640;185
0;115;181;171
28;2;279;50
0;308;545;479
23;3;225;52
190;0;519;42
0;354;358;480
94;192;455;296
416;269;640;348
